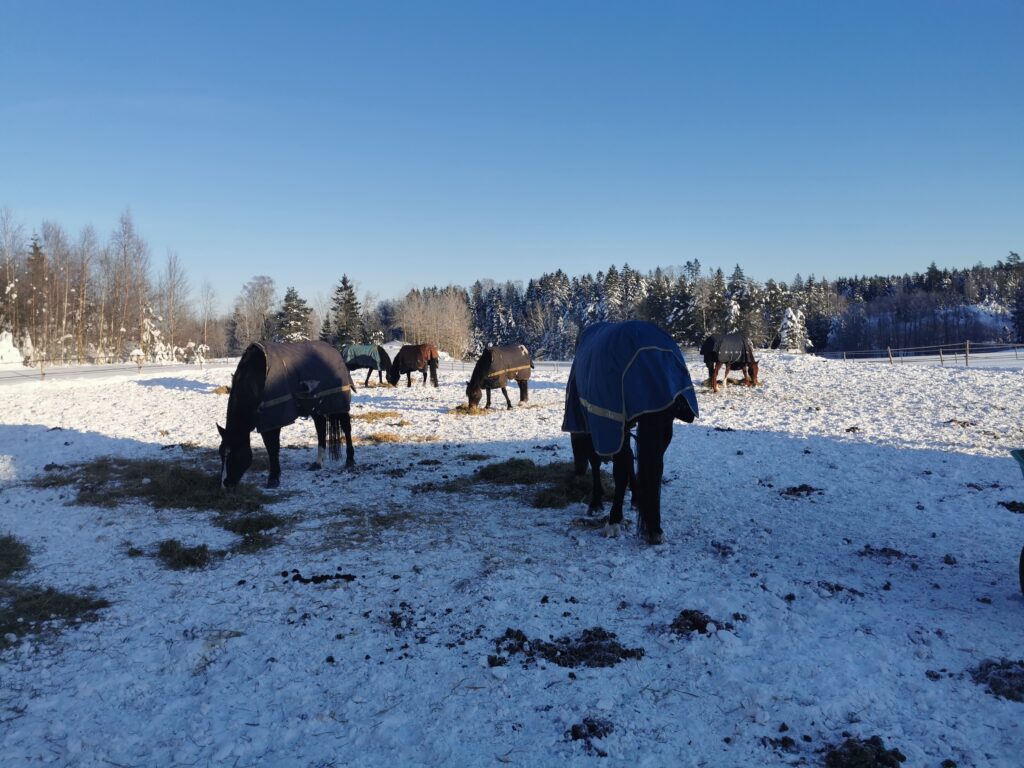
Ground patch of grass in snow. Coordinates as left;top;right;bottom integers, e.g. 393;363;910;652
431;458;606;509
448;404;486;416
0;584;109;648
359;431;437;445
0;535;31;579
219;512;284;535
351;410;409;426
32;456;273;515
156;539;211;570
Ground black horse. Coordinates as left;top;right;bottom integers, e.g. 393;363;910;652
466;344;534;409
563;321;698;544
386;343;439;387
700;333;759;393
342;343;393;386
218;341;354;488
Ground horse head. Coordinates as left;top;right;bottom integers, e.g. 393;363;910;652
218;423;253;488
385;362;400;386
465;379;482;408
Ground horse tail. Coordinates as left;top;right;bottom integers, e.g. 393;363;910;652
328;414;342;461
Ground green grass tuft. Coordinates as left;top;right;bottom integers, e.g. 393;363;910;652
33;456;273;514
0;584;109;647
0;535;31;579
157;539;211;570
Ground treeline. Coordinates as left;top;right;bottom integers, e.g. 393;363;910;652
2;206;1020;363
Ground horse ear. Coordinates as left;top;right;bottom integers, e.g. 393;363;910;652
217;424;226;439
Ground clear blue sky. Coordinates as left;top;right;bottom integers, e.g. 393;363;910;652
3;1;1021;312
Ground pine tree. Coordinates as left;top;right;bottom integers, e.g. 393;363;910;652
275;287;312;342
779;307;810;352
330;275;363;345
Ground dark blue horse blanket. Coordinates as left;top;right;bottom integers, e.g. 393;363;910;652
342;344;382;370
254;341;353;433
562;321;699;456
700;333;755;364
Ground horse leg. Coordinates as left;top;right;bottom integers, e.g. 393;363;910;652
605;446;631;538
406;372;412;387
341;413;354;467
309;415;326;470
627;443;639;509
501;387;512;409
262;429;282;488
518;379;528;404
637;411;674;544
364;369;371;387
485;388;492;409
712;362;722;392
571;433;603;514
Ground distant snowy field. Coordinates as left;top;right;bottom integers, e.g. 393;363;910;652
2;352;1024;766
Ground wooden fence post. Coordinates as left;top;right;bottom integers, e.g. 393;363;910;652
965;340;970;367
939;348;944;367
887;347;894;365
842;351;847;361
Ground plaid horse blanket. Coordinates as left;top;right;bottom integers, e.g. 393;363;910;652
562;321;699;456
342;344;382;370
700;333;755;364
254;341;353;433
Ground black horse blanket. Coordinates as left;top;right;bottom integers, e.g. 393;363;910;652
700;333;755;365
254;341;352;433
478;344;532;388
562;321;699;456
342;344;382;370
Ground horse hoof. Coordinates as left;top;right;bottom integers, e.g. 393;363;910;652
648;532;665;545
346;459;355;469
307;462;322;471
266;477;280;489
603;523;620;538
587;505;603;516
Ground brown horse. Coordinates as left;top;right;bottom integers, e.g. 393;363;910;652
700;333;759;393
386;343;439;387
466;344;533;409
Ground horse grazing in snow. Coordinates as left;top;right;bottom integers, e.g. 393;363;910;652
466;344;534;409
218;341;354;489
563;321;698;544
342;344;393;386
700;333;759;393
386;344;439;387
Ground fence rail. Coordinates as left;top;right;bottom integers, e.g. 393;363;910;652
826;341;1024;367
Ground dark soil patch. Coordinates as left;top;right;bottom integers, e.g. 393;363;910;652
32;456;272;514
824;735;906;767
818;581;865;598
0;535;31;579
971;658;1024;702
157;539;211;570
780;484;822;497
998;501;1024;514
0;584;109;648
284;569;357;585
234;533;276;553
669;609;735;636
858;545;911;560
458;453;492;462
494;626;644;668
946;419;976;428
566;717;614;757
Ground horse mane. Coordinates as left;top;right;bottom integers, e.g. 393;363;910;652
225;344;267;437
468;349;494;390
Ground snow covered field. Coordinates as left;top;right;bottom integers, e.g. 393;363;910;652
2;352;1023;766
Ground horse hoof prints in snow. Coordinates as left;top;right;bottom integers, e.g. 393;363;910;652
563;320;698;545
218;340;355;489
466;344;534;409
386;343;440;387
700;332;759;392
